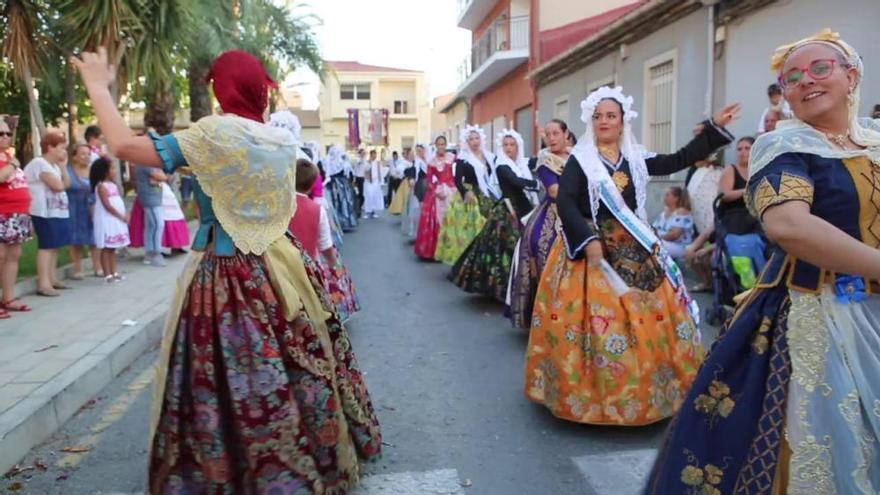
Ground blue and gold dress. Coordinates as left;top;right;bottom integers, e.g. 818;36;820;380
646;118;880;494
145;116;381;494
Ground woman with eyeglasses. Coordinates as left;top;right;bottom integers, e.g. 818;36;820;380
0;118;33;317
647;30;880;494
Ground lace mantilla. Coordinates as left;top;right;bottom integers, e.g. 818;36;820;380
175;115;300;255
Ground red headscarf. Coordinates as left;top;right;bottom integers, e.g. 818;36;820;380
206;50;278;123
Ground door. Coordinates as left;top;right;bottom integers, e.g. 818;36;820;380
515;105;534;157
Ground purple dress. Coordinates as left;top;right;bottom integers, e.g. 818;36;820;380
509;154;564;329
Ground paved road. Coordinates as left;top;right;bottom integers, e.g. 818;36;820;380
8;215;717;495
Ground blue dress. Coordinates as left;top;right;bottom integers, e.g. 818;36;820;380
646;152;880;494
66;165;94;246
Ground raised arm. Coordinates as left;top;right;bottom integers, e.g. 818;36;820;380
646;104;740;176
71;48;162;167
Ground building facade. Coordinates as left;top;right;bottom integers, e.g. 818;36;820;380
444;0;535;155
319;61;430;153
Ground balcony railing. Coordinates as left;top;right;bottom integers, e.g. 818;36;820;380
457;15;529;86
471;15;528;74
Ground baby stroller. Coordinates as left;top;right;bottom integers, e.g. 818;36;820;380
705;195;767;326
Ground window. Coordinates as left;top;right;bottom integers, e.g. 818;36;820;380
393;100;409;114
340;83;371;100
644;52;676;154
553;96;569;124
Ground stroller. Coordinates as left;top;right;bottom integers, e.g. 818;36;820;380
705;195;767;326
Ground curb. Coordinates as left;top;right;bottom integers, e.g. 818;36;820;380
0;292;167;475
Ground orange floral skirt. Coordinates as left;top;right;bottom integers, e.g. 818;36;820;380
525;235;705;426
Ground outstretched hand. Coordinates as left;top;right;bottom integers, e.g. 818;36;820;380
69;47;117;90
713;103;742;128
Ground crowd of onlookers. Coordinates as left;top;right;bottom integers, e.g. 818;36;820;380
0;120;190;320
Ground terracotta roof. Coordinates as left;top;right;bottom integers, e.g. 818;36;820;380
538;1;645;65
290;109;320;128
327;61;421;73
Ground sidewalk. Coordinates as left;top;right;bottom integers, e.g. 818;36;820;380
0;249;187;475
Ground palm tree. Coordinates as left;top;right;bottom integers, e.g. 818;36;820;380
1;0;50;136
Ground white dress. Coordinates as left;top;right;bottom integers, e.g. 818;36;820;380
363;161;385;214
93;181;130;249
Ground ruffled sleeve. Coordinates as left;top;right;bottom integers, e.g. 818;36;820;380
148;131;188;174
747;152;814;220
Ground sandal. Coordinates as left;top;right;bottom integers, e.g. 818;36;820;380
53;283;71;290
37;288;60;297
71;272;85;281
0;308;9;320
2;299;31;312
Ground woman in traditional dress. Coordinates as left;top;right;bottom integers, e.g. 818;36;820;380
362;150;386;218
524;85;738;426
435;126;495;264
647;30;880;494
73;48;381;494
324;144;359;231
508;119;572;329
402;144;430;240
449;129;537;302
415;136;457;260
387;151;412;215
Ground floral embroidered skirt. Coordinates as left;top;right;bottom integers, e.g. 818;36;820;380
414;184;454;260
148;250;381;494
448;199;522;302
525;223;704;426
434;193;488;265
328;176;359;231
646;282;880;494
509;199;558;329
320;249;361;323
387;179;411;215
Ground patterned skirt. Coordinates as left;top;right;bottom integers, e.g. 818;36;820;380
414;184;455;260
148;248;381;494
448;199;522;302
0;213;33;244
320;250;361;323
509;199;558;329
434;193;488;265
525;220;704;426
328;176;359;231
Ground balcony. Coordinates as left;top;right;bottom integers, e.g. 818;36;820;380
456;15;529;98
457;0;496;30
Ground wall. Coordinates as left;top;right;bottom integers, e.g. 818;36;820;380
443;100;469;144
473;0;509;41
538;0;634;31
378;80;417;113
723;0;880;141
470;63;532;134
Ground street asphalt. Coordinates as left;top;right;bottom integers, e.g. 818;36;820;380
7;214;718;495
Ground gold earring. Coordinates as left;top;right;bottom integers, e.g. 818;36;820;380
847;88;856;107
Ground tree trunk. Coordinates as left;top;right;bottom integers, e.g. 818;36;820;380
188;60;212;123
144;84;176;136
22;65;46;138
65;60;78;149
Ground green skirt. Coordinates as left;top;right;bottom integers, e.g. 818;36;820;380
435;192;488;265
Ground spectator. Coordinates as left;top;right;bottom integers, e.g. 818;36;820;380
652;186;695;260
0;117;33;316
25;130;72;297
67;143;102;278
757;83;792;133
132;163;168;266
684;154;724;292
90;158;129;283
761;108;783;134
160;181;190;254
717;136;759;235
84;125;103;163
873;104;880;119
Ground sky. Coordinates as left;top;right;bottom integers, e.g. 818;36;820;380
284;0;472;110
